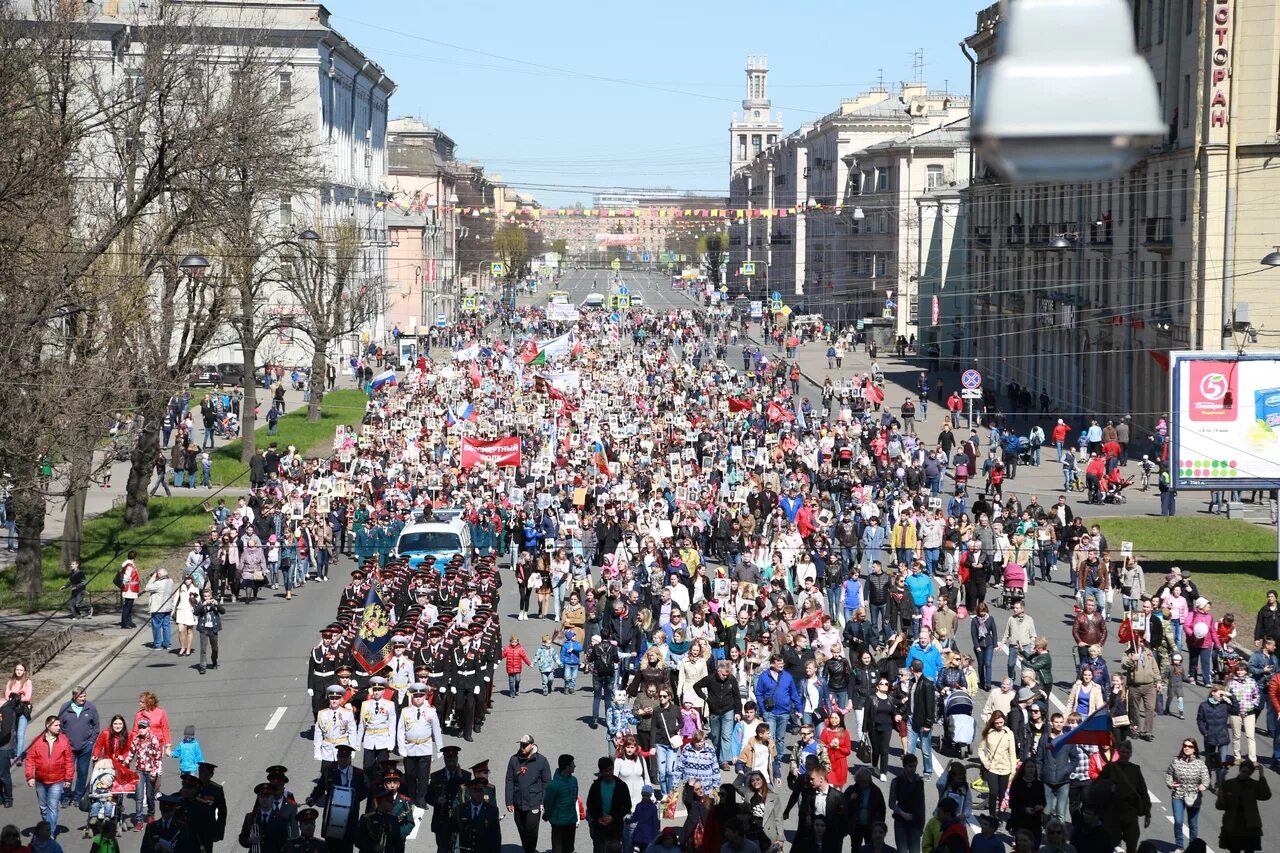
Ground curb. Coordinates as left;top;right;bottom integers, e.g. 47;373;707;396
30;632;133;723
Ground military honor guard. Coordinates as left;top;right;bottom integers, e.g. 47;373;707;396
355;677;397;778
238;783;294;853
142;794;197;853
353;791;410;853
196;762;227;844
307;626;344;715
175;775;217;853
288;808;330;853
385;636;415;704
394;682;443;808
314;685;357;773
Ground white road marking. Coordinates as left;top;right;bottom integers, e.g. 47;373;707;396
406;807;424;839
1048;691;1066;714
264;706;287;731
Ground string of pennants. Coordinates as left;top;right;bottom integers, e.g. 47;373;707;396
384;200;855;220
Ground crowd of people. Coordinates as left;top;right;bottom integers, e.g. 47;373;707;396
7;298;1280;853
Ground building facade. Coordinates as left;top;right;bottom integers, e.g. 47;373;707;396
727;81;968;328
729;56;784;177
963;0;1280;427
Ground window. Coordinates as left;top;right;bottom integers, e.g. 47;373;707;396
876;168;890;191
125;69;144;102
1182;74;1191;127
1184;0;1193;34
280;195;293;227
767;134;777;146
278;70;293;101
751;135;762;157
926;164;945;189
877;212;888;234
875;254;887;278
737;135;747;162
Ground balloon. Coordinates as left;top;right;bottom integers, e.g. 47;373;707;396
1193;623;1209;640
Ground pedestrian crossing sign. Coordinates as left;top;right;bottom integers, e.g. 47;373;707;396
490;262;506;276
741;262;757;276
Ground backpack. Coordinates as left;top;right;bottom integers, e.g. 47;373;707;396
112;568;125;589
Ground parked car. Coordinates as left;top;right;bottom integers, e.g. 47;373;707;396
216;362;245;386
190;364;222;387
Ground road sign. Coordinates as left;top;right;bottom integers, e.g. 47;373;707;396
741;262;756;276
642;252;651;262
611;258;621;271
961;369;983;390
961;388;983;399
617;295;631;309
461;296;477;313
436;313;447;327
771;291;782;302
769;298;783;312
618;286;629;296
490;261;506;276
780;305;792;317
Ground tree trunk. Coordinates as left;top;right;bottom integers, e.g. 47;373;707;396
13;484;46;611
240;341;258;464
306;337;329;423
123;391;166;527
61;449;92;569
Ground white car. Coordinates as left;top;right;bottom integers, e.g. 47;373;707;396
581;293;606;308
630;294;645;308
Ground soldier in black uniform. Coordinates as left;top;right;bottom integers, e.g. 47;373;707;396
352;791;409;853
288;807;330;853
141;794;198;853
175;775;217;853
197;761;228;844
239;783;294;853
449;627;482;742
425;746;469;853
451;778;500;853
308;626;344;715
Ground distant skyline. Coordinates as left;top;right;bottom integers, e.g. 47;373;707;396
325;0;986;208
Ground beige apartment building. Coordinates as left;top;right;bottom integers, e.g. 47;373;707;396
963;0;1280;426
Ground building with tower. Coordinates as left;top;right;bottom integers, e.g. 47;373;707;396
729;56;784;177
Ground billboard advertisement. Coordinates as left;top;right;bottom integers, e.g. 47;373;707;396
1170;351;1280;489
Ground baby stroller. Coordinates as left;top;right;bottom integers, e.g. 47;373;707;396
1000;434;1033;465
942;690;975;758
1102;475;1134;504
1000;562;1027;609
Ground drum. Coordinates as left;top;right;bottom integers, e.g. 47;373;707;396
323;785;354;840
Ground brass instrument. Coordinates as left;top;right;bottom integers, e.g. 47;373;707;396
248;817;262;853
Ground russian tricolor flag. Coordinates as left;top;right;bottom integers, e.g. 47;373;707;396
1050;708;1114;754
369;369;397;391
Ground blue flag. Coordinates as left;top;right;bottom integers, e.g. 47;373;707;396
353;584;394;675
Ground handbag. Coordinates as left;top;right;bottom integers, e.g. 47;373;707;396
856;739;871;764
1112;714;1131;727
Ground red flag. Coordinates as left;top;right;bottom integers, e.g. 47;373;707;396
469;359;481;387
594;449;611;476
766;401;795;423
789;610;824;632
1150;351;1170;372
863;382;885;405
728;397;753;413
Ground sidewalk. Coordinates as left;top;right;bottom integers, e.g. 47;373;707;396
735;327;1167;516
0;377;343;567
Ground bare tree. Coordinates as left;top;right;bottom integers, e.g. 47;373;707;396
279;224;380;422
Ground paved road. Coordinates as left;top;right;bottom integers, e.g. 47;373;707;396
13;271;1274;853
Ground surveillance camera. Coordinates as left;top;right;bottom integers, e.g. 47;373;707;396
971;0;1163;183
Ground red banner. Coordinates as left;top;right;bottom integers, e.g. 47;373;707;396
766;401;794;423
460;436;522;469
728;397;753;413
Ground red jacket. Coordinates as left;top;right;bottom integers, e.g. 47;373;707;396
1052;423;1071;443
24;732;73;784
502;644;532;675
1269;672;1280;713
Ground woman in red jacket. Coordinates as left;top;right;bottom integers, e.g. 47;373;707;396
132;693;170;755
502;635;532;698
91;715;138;789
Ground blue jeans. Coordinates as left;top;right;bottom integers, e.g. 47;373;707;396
1172;619;1185;652
508;673;521;697
709;710;736;764
14;717;28;761
907;727;934;776
1044;782;1070;824
1171;796;1200;848
657;745;678;796
562;664;579;692
1062;468;1073;490
766;712;790;778
1083;586;1105;616
870;603;889;645
315;549;330;580
1008;644;1030;680
826;585;842;620
34;781;63;834
150;612;171;648
71;746;92;801
976;646;994;689
924;547;940;575
134;773;157;820
551;583;566;620
202;427;214;448
1189;646;1212;685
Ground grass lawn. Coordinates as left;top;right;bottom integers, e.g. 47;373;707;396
1096;515;1277;639
0;497;213;612
207;389;368;486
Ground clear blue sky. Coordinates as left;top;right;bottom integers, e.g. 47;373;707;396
324;0;987;208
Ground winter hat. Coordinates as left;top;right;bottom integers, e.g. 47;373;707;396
184;725;195;738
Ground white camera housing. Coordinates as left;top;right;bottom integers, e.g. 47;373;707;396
972;0;1164;183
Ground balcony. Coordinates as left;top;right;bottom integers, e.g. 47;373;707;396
1088;218;1114;246
1030;222;1080;250
1144;216;1173;252
973;226;993;249
1006;224;1027;246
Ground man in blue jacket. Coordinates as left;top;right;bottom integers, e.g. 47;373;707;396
56;686;100;806
753;655;801;780
905;629;944;682
903;563;934;639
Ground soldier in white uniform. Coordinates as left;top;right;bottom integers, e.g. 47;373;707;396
355;675;397;781
313;685;357;775
395;682;443;807
386;636;415;705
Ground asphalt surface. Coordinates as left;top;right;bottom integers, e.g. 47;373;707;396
12;268;1274;853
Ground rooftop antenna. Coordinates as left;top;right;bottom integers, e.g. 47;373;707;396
912;49;925;84
875;68;885;92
